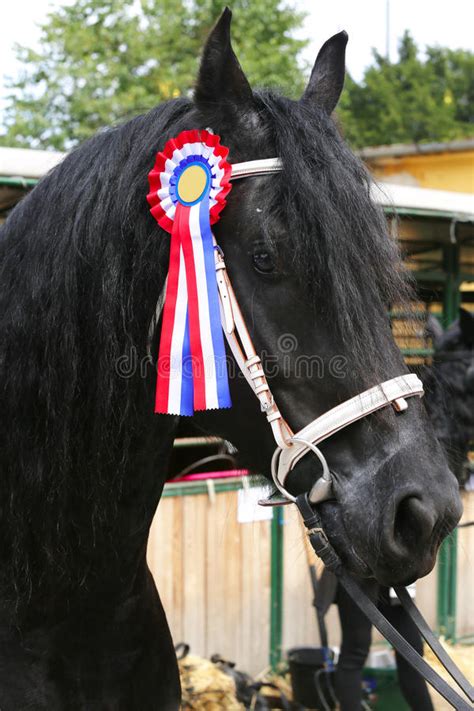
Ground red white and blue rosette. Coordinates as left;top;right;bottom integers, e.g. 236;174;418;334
147;130;232;415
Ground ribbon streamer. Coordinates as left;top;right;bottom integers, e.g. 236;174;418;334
147;130;232;415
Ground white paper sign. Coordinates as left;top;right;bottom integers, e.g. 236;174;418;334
237;486;273;524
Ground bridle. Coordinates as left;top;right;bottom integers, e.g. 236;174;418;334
219;158;424;505
152;155;474;709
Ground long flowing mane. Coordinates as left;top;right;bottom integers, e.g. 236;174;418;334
0;90;410;616
0;98;192;615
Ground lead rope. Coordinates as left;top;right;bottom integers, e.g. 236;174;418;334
295;493;474;710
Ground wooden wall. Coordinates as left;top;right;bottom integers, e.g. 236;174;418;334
148;489;271;674
456;492;474;639
147;486;473;676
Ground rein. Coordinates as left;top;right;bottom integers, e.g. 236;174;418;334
297;494;473;710
219;157;474;709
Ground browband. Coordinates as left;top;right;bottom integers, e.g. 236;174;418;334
231;158;283;180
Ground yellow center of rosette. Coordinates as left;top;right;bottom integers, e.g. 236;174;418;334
176;164;210;205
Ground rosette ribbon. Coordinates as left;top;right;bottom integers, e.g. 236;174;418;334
147;130;232;415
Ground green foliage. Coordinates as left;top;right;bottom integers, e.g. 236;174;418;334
338;31;474;148
0;0;308;150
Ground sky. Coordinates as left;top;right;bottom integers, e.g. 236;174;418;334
0;0;473;111
302;0;473;76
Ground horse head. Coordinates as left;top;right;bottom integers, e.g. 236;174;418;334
425;308;474;484
191;10;462;586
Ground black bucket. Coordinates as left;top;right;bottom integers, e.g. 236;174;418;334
287;646;336;709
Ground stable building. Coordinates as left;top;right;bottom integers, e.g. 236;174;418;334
360;138;474;194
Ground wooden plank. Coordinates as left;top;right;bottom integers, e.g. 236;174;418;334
182;493;207;655
281;506;324;652
147;497;174;621
456;490;474;639
171;497;184;643
205;491;230;659
414;564;438;632
259;519;272;673
239;517;252;667
240;516;271;674
223;492;243;665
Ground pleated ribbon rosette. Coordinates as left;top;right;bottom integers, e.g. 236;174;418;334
147;130;233;415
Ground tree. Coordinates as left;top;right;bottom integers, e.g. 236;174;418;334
0;0;308;151
338;32;474;148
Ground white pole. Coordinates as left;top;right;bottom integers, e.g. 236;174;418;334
386;0;390;61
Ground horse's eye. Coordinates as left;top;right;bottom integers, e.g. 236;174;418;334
252;249;275;274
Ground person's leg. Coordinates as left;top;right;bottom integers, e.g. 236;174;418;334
335;582;373;711
380;593;434;711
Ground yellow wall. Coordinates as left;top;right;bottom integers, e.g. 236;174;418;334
367;149;474;194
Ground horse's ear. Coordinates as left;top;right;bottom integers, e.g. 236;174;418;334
301;31;348;114
459;307;474;345
195;8;253;112
426;314;444;347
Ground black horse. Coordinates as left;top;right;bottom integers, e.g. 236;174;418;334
425;308;474;484
0;11;462;710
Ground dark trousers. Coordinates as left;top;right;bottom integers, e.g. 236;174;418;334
335;583;434;711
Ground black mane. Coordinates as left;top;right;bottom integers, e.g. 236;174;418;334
0;98;193;613
0;90;410;613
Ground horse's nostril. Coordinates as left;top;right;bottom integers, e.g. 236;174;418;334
393;495;436;550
